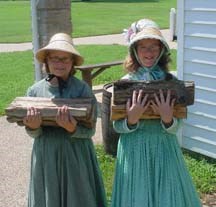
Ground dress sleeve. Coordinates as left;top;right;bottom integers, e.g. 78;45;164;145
25;127;42;138
113;118;139;133
25;85;43;138
161;118;182;135
69;83;97;139
26;86;36;97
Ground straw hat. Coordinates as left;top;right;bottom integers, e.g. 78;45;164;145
125;19;170;52
36;33;84;66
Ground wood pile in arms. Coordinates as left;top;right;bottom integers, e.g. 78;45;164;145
111;79;194;120
5;97;95;128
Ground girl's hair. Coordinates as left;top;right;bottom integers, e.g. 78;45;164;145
123;42;171;73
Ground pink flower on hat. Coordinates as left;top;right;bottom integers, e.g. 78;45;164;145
123;19;160;45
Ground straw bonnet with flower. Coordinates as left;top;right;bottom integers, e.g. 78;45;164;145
123;19;171;81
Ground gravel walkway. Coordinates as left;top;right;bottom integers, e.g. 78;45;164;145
0;116;32;207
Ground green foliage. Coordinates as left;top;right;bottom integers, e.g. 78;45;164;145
0;1;31;42
72;0;176;37
0;0;176;42
0;50;34;115
183;150;216;194
95;145;115;204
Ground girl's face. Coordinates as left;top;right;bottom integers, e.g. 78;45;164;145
47;50;73;80
136;39;162;68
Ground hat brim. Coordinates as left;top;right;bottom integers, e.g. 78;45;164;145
36;41;84;66
129;28;170;52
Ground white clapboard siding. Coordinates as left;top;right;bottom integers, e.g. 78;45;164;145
177;0;216;158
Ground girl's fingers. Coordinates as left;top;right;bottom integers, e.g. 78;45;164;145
57;105;69;123
132;90;138;104
23;107;41;128
57;108;61;117
61;106;66;120
154;93;160;106
28;107;36;122
126;98;131;112
150;102;157;114
56;107;62;122
141;94;149;106
150;100;158;113
159;89;165;103
166;89;171;103
137;90;143;104
171;98;176;108
143;101;150;111
26;107;30;118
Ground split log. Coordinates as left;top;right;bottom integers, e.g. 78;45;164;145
5;97;95;128
111;104;187;120
113;79;194;106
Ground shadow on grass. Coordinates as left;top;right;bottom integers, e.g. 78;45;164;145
183;149;216;164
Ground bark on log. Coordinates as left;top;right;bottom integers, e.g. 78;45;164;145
5;97;95;128
113;79;194;106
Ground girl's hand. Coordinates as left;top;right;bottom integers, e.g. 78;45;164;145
126;90;149;125
23;107;42;129
56;105;77;133
150;89;175;125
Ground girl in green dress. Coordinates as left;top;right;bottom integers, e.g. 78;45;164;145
23;33;107;207
110;19;201;207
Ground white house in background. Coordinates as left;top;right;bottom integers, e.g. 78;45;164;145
177;0;216;159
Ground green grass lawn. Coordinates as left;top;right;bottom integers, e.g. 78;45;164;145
0;0;176;42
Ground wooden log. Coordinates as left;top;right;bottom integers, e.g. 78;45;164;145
113;79;195;106
5;97;95;128
111;104;187;120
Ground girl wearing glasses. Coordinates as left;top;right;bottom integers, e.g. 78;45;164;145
23;33;107;207
111;19;201;207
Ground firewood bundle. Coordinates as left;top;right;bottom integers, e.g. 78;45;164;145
5;97;95;128
111;79;195;120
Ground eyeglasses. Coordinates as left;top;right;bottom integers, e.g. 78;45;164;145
137;45;161;53
48;56;72;64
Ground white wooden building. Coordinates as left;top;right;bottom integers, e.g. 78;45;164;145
177;0;216;158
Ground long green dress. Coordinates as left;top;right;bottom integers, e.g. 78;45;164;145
111;67;202;207
26;76;107;207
